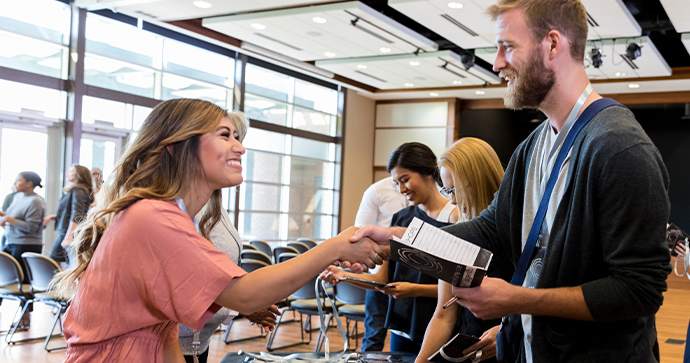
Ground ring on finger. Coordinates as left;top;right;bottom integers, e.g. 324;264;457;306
370;252;380;263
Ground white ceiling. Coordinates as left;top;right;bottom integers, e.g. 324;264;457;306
202;1;437;62
316;50;498;89
659;0;690;33
74;0;334;21
584;37;671;80
683;34;690;58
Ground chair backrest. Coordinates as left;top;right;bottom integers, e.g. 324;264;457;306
296;239;317;249
0;252;23;287
277;252;299;264
286;242;310;254
21;252;61;293
240;250;272;265
334;280;366;305
242;243;257;251
273;246;300;263
240;259;270;273
249;240;272;257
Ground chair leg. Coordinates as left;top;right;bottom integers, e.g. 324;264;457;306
0;299;26;335
223;317;265;345
5;300;31;344
45;307;67;352
266;312;311;352
315;314;333;352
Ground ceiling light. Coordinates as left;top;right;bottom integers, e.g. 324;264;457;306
192;1;212;9
251;23;266;30
312;16;327;24
590;47;603;68
475;90;485;95
357;64;367;69
628;83;640;89
626;43;642;60
379;47;391;53
324;51;336;57
409;61;420;66
429;92;439;97
405;83;414;87
447;2;464;9
461;51;475;70
614;72;626;77
452;80;462;85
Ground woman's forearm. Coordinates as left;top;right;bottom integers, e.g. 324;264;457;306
416;281;459;362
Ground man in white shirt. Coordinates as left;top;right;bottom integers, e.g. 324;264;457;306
354;177;408;351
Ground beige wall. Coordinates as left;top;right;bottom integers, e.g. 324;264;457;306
340;89;376;230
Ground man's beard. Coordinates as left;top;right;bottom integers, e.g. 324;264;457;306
501;47;556;110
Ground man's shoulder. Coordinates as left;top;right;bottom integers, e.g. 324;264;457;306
583;105;653;154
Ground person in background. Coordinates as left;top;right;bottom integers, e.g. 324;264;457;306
324;142;457;354
1;184;17;249
44;165;93;266
1;171;45;283
416;138;512;363
91;168;103;195
50;98;386;362
354;176;409;352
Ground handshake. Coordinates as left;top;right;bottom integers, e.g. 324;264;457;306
333;224;406;273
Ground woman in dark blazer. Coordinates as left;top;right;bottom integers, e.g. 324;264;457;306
45;165;93;265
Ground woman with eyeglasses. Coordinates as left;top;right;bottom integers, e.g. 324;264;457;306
323;142;457;353
416;137;512;363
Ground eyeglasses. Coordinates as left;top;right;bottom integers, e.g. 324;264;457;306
440;187;455;199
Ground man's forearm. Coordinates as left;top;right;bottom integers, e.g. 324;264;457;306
519;286;594;321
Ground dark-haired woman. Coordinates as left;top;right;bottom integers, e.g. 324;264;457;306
323;142;457;353
45;165;93;265
1;172;45;284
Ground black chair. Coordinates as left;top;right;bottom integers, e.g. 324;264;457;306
266;254;340;352
0;252;31;335
286;242;310;254
240;250;272;266
6;253;68;352
296;239;317;249
249;240;272;258
242;243;257;251
273;246;300;264
333;278;367;351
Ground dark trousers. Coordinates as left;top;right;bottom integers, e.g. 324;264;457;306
685;320;690;363
389;332;421;354
184;348;209;363
361;290;388;352
49;229;68;263
2;243;42;284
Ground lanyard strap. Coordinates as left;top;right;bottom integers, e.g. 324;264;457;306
544;84;593;168
509;97;622;286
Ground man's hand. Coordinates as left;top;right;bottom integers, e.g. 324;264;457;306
350;225;400;244
463;325;499;361
244;305;281;333
451;277;521;320
376;281;417;299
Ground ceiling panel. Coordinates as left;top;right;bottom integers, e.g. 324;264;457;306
682;34;690;58
316;50;498;89
74;0;334;21
659;0;690;33
390;0;641;50
202;1;437;62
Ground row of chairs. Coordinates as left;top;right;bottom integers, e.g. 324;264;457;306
0;252;68;352
242;239;317;266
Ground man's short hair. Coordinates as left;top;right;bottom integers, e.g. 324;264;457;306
487;0;588;62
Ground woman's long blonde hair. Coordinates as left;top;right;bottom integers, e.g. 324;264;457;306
52;99;248;299
439;138;504;221
63;165;94;198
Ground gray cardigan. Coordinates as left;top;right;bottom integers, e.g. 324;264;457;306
444;106;671;363
4;192;45;245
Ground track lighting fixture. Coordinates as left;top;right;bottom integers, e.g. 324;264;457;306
626;42;641;60
590;47;603;68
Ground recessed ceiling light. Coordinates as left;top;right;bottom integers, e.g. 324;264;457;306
405;83;414;87
452;80;462;85
193;1;212;9
409;61;420;66
251;23;266;30
324;51;336;57
312;16;327;24
430;92;439;97
628;83;640;89
475;90;485;95
447;2;464;9
379;47;392;53
614;72;627;77
357;64;367;69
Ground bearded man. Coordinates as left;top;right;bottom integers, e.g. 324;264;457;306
349;0;671;362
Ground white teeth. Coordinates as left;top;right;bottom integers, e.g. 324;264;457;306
228;160;241;166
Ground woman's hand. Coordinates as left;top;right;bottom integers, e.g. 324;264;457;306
462;325;499;361
0;211;5;217
320;265;346;286
245;305;281;333
43;215;56;225
61;231;74;248
333;227;389;272
376;282;418;299
0;216;15;226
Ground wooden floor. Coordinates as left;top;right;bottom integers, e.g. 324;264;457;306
1;270;688;363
